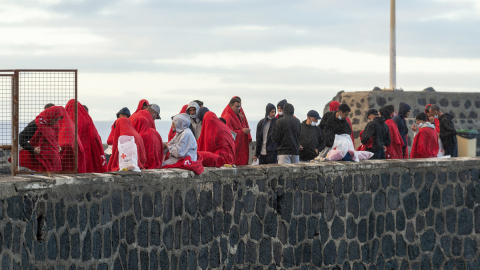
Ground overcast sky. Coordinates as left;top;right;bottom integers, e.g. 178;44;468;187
2;0;480;122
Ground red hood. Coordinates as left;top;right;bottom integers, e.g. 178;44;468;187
329;101;340;111
134;99;150;114
197;111;235;165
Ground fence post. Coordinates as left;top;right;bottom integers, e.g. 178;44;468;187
11;70;19;176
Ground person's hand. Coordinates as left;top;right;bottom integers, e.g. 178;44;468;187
243;128;250;134
299;145;303;150
383;146;387;151
411;123;417;132
34;147;41;154
315;149;319;154
253;156;258;161
58;146;62;152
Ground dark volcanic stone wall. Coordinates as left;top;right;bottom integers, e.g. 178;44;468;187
324;91;480;155
0;158;480;269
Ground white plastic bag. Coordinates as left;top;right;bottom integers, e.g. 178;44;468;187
118;135;140;172
356;151;374;160
251;158;259;166
330;134;358;161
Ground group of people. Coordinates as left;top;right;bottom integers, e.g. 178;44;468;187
16;97;458;175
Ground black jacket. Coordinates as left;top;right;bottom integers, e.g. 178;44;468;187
299;120;325;161
439;113;457;149
362;116;391;151
19;120;37;153
392;102;410;150
255;103;278;156
319;111;352;147
271;103;301;155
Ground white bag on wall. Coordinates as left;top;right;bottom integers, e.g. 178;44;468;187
118;135;140;172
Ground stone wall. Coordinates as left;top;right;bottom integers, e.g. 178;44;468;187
0;158;479;269
324;91;480;156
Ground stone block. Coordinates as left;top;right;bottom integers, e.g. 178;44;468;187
420;229;435;252
154;191;162;218
458;208;473;235
331;216;344;240
348;194;359;218
133;196;141;222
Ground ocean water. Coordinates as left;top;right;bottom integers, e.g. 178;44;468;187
94;120;259;144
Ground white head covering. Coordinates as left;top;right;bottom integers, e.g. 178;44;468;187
172;113;191;132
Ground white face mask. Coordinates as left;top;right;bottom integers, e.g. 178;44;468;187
418;123;424;128
434;115;438;119
279;111;283;115
267;116;273;120
338;116;342;120
311;121;317;126
190;114;196;119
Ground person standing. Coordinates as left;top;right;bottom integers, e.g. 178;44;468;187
271;103;301;164
379;105;404;159
299;110;325;161
429;105;458;157
393;102;411;158
276;99;287;119
253;103;278;164
221;97;251;165
410;112;439;158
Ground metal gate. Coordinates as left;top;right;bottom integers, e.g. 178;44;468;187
0;69;78;176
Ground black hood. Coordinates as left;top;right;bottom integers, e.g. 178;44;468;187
116;107;131;118
265;103;276;118
398;102;411;118
284;103;294;116
379;105;394;120
373;116;386;123
277;99;287;109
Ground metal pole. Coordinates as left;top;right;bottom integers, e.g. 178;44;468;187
74;71;78;174
11;71;19;176
389;0;396;90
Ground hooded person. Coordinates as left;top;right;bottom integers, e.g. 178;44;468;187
107;117;147;172
271;103;301;164
134;99;150;114
429;104;458;157
221;96;252;165
197;108;236;167
356;109;378;151
379;105;404;159
65;100;107;173
57;106;86;173
186;101;202;140
254;103;278;164
168;104;188;142
129;104;164;169
299;110;325;161
18;106;64;172
393;102;411;158
361;109;391;159
319;103;353;148
410;112;439;159
276;99;287;119
162;113;204;174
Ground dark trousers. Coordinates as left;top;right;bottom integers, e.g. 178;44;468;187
259;154;277;164
444;146;458;157
367;148;386;160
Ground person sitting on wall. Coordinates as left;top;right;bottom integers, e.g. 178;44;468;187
410;112;439;159
107;107;131;149
18;106;64;172
19;103;55;154
319;103;352;148
361;108;391;159
133;99;150;114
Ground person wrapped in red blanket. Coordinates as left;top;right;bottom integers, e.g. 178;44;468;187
107;117;147;171
197;108;236;167
19;106;64;172
410;112;439;158
162;113;203;175
221;96;251;165
57;106;87;173
379;105;404;159
134;99;150;114
66;100;107;172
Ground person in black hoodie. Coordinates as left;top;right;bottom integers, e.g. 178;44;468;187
299;110;325;161
276;99;287;119
392;102;411;158
253;103;278;164
429;104;458;157
319;103;352;147
271;103;301;164
361;112;391;159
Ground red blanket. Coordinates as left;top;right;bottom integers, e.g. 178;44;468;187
134;99;150;114
130;115;164;169
410;127;439;158
57;107;86;173
385;119;404;159
168;104;188;142
107;118;147;171
162;155;204;175
66;100;107;173
356;130;372;151
197;111;235;165
221;97;251;165
19;106;63;172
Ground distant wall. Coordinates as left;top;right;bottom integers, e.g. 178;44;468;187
0;158;480;269
325;91;480;156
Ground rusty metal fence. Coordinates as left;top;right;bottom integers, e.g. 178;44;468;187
0;70;78;176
